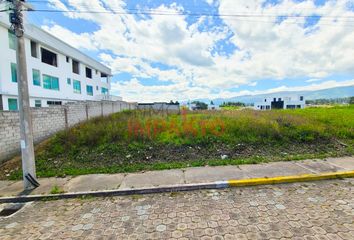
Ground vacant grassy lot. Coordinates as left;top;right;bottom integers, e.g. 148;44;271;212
1;105;353;180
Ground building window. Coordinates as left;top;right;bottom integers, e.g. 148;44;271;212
11;63;17;83
300;96;304;101
101;87;109;95
66;56;70;63
96;86;99;90
86;85;93;96
95;69;98;74
47;101;62;106
41;48;57;67
86;67;92;79
35;100;41;107
8;30;16;50
43;75;59;90
264;99;266;102
72;60;80;74
32;69;41;86
101;72;109;83
30;41;38;58
73;80;81;94
67;78;71;85
8;98;18;111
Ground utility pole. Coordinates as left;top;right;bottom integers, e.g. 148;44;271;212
8;0;38;190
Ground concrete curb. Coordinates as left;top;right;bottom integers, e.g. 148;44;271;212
1;170;353;203
227;170;354;186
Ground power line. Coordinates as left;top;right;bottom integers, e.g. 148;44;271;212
19;8;354;27
20;0;354;13
5;1;354;26
21;0;354;18
23;8;354;20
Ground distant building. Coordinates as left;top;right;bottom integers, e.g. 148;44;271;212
188;103;197;111
208;102;220;110
137;102;180;111
254;95;305;110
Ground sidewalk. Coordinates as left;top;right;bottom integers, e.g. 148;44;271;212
0;156;353;202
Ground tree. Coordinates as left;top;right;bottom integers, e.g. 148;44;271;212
350;97;354;105
220;101;245;107
210;100;214;105
191;101;208;110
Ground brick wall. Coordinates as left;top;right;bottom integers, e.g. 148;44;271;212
0;100;137;163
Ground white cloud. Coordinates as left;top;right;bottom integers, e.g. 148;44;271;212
42;24;97;51
40;0;354;101
218;0;354;80
205;0;216;6
306;78;321;83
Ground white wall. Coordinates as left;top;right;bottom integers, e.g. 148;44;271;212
254;95;305;110
0;14;114;110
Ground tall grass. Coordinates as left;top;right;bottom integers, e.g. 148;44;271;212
2;106;349;179
46;106;354;157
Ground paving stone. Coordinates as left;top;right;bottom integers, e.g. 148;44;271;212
325;157;354;170
0;181;27;197
296;160;344;173
0;179;352;239
5;222;18;229
0;181;15;193
156;224;166;232
65;174;124;192
71;224;83;231
119;169;184;188
29;177;70;195
184;166;248;183
239;162;312;178
83;224;94;230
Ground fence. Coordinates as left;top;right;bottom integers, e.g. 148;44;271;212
0;100;136;163
137;102;180;115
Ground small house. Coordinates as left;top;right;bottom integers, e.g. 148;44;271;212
254;95;305;110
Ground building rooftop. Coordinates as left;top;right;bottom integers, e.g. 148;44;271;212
0;12;111;75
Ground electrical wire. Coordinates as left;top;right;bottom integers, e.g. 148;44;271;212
19;8;354;27
22;0;354;18
23;8;354;20
5;0;354;26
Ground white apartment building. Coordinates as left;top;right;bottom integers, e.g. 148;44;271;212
254;95;305;110
0;12;120;111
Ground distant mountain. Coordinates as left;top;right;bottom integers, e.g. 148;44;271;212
193;85;354;105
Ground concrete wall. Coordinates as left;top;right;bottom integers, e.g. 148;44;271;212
0;100;137;163
137;103;180;112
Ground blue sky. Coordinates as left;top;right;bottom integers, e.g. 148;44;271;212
25;0;354;102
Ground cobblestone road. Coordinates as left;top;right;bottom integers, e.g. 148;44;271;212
0;179;353;240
